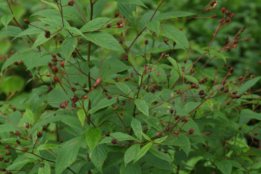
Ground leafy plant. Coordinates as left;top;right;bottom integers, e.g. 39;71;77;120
0;0;260;174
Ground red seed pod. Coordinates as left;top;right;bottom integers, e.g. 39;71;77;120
123;54;128;60
232;45;237;48
174;130;179;135
16;139;20;144
24;19;30;24
225;18;230;24
210;1;216;6
179;28;183;31
211;15;217;18
225;10;231;16
4;159;9;163
68;0;74;6
6;152;11;156
106;24;111;28
25;123;29;128
188;128;194;134
60;62;64;68
54;76;60;82
107;95;112;100
83;95;88;99
184;59;187;63
45;30;50;38
244;37;249;41
190;68;194;73
37;132;42;138
175;115;180;120
156;132;162;138
164;38;169;44
222;7;225;13
111;138;117;144
199;90;205;95
118;40;123;44
72;51;77;58
145;40;149;45
114;12;119;18
0;157;3;162
230;13;235;18
151;88;156;94
56;53;61;57
105;132;110;137
254;132;258;136
205;132;212;135
93;78;102;88
117;24;123;28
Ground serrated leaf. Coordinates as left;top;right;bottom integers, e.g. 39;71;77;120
47;88;70;108
124;144;140;165
37;144;59;151
89;97;117;114
141;132;151;141
154;11;195;20
161;24;189;50
133;142;153;163
145;20;160;35
163;135;190;146
86;127;101;152
215;160;232;174
90;144;107;173
115;82;134;98
25;109;34;125
62;37;77;61
84;32;125;53
154;136;168;144
99;132;138;144
238;77;261;95
112;0;147;8
134;99;149;116
55;136;85;174
38;161;51;174
32;31;55;48
120;163;141;174
81;17;112;32
149;146;172;162
40;0;59;10
77;108;86;127
131;118;143;141
1;14;13;30
7;159;37;170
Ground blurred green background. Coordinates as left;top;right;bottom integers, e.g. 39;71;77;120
0;0;260;106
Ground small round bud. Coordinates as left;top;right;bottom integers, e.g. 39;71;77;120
222;7;225;13
211;15;217;18
37;132;42;138
254;132;258;136
230;13;235;18
68;0;74;6
144;40;148;45
24;19;30;24
106;24;111;28
188;128;194;134
105;132;110;137
16;140;21;144
114;12;119;18
111;138;117;144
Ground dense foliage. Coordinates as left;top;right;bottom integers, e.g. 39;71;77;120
0;0;261;174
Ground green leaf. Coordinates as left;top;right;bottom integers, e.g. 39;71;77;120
143;154;173;172
84;32;125;53
7;159;37;170
55;136;85;174
99;132;138;144
37;144;59;151
38;161;51;174
120;163;141;174
145;21;160;35
124;144;140;165
40;0;59;11
1;14;13;30
163;135;190;146
89;97;117;114
141;132;151;141
161;24;189;50
80;17;113;32
240;109;261;121
25;109;34;125
62;37;77;61
0;124;18;133
115;82;134;98
77;108;86;127
90;144;107;173
86;127;101;152
47;88;70;108
134;99;149;116
154;11;195;20
32;31;55;48
149;146;172;162
238;77;261;95
0;138;30;145
131;118;143;141
133;142;153;163
215;160;232;174
112;0;147;8
154;136;168;144
1;52;27;71
211;51;226;63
